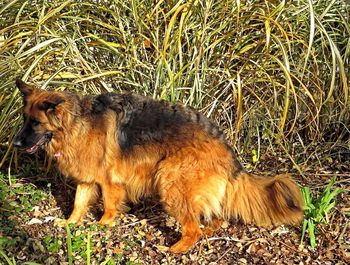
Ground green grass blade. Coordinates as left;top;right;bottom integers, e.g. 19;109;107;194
0;249;14;265
308;219;316;248
86;231;91;265
16;38;63;59
0;0;19;15
300;219;308;244
301;0;315;80
66;225;73;265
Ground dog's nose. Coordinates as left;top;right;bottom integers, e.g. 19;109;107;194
13;137;23;148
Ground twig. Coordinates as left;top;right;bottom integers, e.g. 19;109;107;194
206;236;256;244
257;172;350;178
217;247;232;262
312;173;350;177
274;239;304;255
338;219;349;243
197;236;256;249
119;216;162;228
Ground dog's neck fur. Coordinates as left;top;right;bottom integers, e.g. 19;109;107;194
46;117;87;159
45;96;119;182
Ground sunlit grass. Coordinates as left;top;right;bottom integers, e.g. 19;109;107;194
0;0;349;169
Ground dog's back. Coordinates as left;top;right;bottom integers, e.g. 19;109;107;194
93;93;226;147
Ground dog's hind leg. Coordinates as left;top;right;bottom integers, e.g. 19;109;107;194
55;183;99;227
159;182;202;253
99;183;126;226
202;218;224;237
169;215;202;253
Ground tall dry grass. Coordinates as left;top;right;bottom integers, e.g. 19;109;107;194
0;0;349;173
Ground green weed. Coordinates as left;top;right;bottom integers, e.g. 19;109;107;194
0;249;42;265
43;236;62;253
301;177;343;248
64;224;140;265
0;174;46;211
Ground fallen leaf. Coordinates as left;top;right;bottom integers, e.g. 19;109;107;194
271;225;289;236
27;218;43;225
156;245;169;252
239;258;247;264
43;216;56;223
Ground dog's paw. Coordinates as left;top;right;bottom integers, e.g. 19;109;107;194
168;236;198;253
54;218;68;227
98;219;116;227
54;218;79;227
169;243;188;254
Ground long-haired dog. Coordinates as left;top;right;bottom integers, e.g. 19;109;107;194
14;80;304;253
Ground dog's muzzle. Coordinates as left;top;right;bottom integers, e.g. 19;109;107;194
13;132;53;153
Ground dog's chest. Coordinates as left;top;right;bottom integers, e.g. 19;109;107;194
54;149;106;183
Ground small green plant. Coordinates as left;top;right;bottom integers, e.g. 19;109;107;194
0;248;42;265
301;177;343;248
65;225;95;264
251;149;259;163
43;236;62;253
0;237;17;249
0;173;46;214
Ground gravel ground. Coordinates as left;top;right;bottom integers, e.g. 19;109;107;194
1;155;349;264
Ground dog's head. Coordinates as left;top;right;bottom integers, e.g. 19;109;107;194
13;79;66;153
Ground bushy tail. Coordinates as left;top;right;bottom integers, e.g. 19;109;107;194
225;172;304;226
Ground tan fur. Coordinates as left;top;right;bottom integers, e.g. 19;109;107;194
16;81;304;253
226;172;304;226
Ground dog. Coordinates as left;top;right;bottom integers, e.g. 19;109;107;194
13;79;304;253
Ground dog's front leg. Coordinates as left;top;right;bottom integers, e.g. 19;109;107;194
55;182;99;227
99;183;126;226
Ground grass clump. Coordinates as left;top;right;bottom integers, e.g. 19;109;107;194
301;177;343;249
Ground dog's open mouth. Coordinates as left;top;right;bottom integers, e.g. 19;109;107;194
25;133;52;154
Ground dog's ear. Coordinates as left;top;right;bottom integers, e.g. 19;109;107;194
39;96;65;111
16;79;37;96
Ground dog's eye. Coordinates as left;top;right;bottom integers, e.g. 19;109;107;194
30;118;40;126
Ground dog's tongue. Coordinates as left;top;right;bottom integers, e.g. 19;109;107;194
25;144;40;154
25;135;47;154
